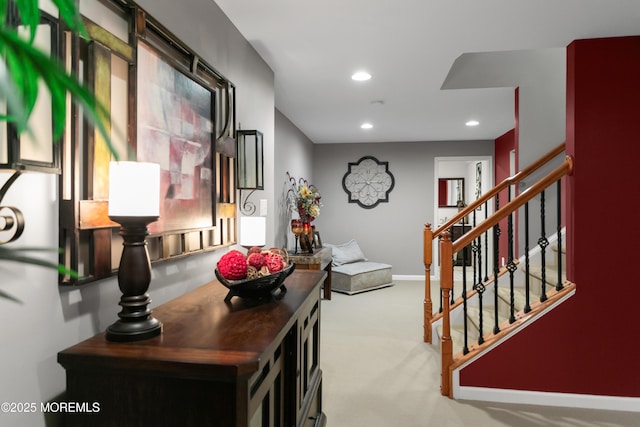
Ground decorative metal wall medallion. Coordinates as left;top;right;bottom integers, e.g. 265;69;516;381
342;156;395;209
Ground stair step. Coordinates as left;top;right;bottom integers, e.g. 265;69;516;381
445;299;528;356
547;243;566;270
497;287;528;314
441;243;568;357
467;305;502;338
496;286;547;316
437;234;568;357
435;323;476;355
450;324;465;355
527;265;565;288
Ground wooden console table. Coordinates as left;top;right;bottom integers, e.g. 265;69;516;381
58;270;327;427
289;247;332;300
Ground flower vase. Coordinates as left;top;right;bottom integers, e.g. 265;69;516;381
302;222;314;251
309;224;316;245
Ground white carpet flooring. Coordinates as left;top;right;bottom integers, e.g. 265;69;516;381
320;280;638;427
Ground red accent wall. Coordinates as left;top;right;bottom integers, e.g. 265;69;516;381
438;179;447;207
494;128;515;260
459;36;640;397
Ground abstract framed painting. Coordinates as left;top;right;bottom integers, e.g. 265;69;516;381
136;41;215;234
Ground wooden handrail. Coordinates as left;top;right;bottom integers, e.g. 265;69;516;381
452;155;573;253
423;143;567;344
437;153;574;398
434;142;566;238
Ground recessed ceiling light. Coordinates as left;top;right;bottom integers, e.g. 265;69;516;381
361;123;373;129
352;71;371;81
466;120;480;127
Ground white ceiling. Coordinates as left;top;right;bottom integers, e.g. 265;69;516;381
213;0;640;144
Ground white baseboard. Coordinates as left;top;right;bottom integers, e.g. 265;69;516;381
392;274;427;281
448;289;639;413
455;385;640;412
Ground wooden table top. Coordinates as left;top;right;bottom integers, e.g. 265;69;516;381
288;246;332;267
58;270;327;379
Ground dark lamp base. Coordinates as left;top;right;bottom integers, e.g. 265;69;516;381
106;215;161;343
106;317;162;342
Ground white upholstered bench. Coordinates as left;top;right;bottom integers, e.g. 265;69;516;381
325;240;393;295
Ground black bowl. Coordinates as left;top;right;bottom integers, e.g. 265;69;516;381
215;263;295;302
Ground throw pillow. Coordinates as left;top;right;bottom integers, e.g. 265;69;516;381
325;239;367;266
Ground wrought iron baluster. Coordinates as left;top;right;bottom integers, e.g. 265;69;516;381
437;234;444;314
493;223;501;335
507;190;517;324
449;226;455;305
471;209;480;299
451;284;455;305
483;200;489;282
473;280;485;346
524;202;531;313
462;248;469;355
473;209;482;288
538;190;549;303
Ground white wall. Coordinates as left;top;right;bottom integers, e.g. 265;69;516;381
0;1;276;426
431;157;494;275
434;158;492;226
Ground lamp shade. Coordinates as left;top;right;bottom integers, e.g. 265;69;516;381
108;161;160;217
239;216;266;247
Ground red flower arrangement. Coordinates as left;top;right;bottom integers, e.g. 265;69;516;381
216;247;288;281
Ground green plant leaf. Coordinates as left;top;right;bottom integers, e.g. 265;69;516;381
0;26;115;156
0;55;29;128
8;37;39;118
14;0;41;43
52;0;87;38
1;31;39;133
0;0;114;303
0;0;8;26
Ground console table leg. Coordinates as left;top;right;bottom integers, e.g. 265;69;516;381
323;264;332;300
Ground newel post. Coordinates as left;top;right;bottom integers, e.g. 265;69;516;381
423;223;433;343
440;231;454;397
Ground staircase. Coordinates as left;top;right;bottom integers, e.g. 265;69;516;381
422;143;575;397
433;240;566;356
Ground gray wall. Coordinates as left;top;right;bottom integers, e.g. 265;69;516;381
0;2;277;426
274;109;315;250
516;49;566;254
312;140;493;277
